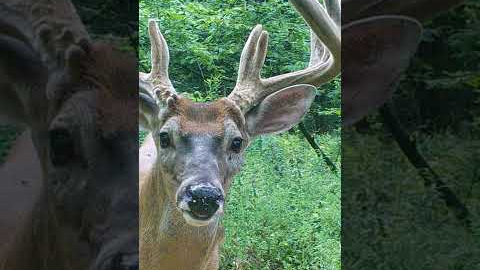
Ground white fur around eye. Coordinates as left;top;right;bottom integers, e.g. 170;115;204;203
221;118;246;176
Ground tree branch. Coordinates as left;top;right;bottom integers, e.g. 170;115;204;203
298;122;338;175
380;104;471;230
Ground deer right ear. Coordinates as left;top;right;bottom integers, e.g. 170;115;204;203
245;84;316;137
342;16;422;126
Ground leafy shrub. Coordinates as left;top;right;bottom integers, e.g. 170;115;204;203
222;134;340;270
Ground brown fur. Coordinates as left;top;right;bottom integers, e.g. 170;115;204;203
140;98;246;270
2;1;139;269
140;134;225;270
81;43;137;135
171;98;245;135
41;44;137;270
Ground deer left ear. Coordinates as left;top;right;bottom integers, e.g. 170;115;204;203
245;84;316;137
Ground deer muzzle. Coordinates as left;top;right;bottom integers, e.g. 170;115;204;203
177;182;225;226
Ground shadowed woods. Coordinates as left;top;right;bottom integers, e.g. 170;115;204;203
0;1;139;269
342;0;480;269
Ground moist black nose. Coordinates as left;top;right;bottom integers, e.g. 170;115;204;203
186;184;224;219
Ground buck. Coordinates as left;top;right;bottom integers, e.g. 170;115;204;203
0;0;138;269
139;0;340;269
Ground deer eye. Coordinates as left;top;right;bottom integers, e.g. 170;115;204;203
230;137;243;153
49;128;75;166
159;132;171;148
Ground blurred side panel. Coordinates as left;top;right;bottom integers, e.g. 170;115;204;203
0;1;139;269
342;0;480;269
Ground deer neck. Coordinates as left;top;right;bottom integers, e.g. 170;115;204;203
139;136;223;270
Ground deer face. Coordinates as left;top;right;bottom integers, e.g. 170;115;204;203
1;0;140;266
1;37;140;268
151;99;247;226
46;96;138;270
41;45;139;270
142;82;316;228
139;0;340;227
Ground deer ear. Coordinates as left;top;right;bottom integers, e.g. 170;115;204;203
245;84;316;137
342;15;422;126
139;79;159;132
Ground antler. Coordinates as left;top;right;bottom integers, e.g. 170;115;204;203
27;0;92;98
228;0;341;113
139;19;177;104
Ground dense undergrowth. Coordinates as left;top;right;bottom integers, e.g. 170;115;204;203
221;133;341;270
343;130;480;270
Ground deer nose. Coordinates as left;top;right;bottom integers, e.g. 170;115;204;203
186;184;224;220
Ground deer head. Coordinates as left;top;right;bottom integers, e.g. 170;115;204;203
0;1;138;269
139;0;340;227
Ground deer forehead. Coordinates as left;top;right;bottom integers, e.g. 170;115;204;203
166;98;246;136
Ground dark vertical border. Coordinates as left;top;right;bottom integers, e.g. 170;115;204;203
342;1;480;269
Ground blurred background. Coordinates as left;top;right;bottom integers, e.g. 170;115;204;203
343;0;480;269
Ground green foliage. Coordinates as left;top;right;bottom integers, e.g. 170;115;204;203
139;131;148;144
305;77;341;134
140;0;307;94
72;0;138;52
222;134;340;270
394;0;480;131
342;130;480;270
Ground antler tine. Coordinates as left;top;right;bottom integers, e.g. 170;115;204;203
269;0;341;83
227;25;269;111
324;0;341;27
140;19;176;102
30;1;91;82
228;0;341;113
148;20;170;81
